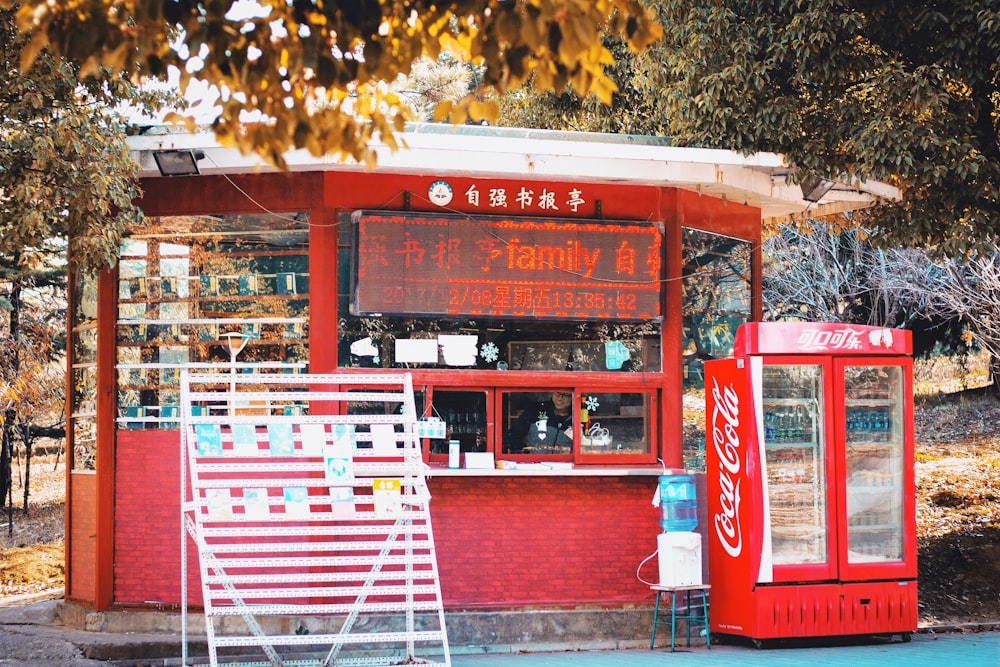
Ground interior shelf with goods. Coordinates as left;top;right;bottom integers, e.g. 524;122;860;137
114;214;310;430
762;397;822;487
506;339;659;373
844;398;898;445
844;397;904;562
419;389;489;456
760;364;828;565
764;398;826;564
578;391;651;457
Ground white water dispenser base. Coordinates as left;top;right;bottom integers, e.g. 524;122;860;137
657;531;703;587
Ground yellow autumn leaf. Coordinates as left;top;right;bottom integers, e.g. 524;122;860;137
590;75;617;105
449;102;469;125
162;112;198;132
526;56;548;90
471;99;499;124
432;100;453;123
18;30;48;73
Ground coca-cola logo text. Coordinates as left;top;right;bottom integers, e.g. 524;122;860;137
711;378;744;558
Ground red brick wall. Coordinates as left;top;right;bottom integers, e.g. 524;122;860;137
68;472;97;604
112;429;662;610
114;430;202;607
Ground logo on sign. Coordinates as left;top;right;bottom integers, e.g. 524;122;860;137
796;327;867;352
428;180;454;206
711;378;744;558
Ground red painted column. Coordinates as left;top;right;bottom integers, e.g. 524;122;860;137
94;267;119;610
309;200;339;374
660;190;685;469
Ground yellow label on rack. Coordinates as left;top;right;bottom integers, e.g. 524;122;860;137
373;478;402;518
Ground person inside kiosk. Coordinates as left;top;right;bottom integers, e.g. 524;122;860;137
504;391;575;454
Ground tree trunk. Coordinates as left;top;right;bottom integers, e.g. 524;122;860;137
1;264;23;535
2;422;12;538
21;424;32;515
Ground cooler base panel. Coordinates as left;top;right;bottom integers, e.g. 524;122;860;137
713;580;917;641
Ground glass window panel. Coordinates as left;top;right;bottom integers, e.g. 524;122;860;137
426;390;488;455
844;365;905;563
73;328;97;365
71;270;98;327
71;366;97;416
115;212;310;427
580;392;651;456
681;228;752;471
72;416;97;470
762;364;828;565
500;391;575;456
507;340;649;372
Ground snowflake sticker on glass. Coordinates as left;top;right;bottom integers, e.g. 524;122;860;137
480;341;499;364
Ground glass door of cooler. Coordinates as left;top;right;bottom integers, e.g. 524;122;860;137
837;361;912;577
760;361;835;581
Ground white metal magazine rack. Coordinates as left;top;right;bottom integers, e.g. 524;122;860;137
180;371;450;667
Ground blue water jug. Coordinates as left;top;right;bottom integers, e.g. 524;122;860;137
659;474;698;532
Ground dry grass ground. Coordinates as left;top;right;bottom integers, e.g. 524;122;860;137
1;453;66;597
913;390;1000;625
2;354;998;627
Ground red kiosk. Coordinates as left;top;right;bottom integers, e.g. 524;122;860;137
63;125;896;648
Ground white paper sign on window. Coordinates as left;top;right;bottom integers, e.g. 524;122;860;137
394;338;439;364
439;334;478;366
350;337;379;357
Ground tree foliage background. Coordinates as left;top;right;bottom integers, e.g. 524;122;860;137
0;6;164;272
761;219;1000;390
646;1;1000;257
497;37;664;134
4;0;662;168
0;247;66;534
497;1;1000;257
7;1;997;254
1;5;167;528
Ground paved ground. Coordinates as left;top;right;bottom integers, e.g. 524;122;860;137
453;632;1000;667
0;596;997;666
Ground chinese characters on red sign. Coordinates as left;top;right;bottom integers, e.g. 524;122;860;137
352;212;662;321
462;183;586;212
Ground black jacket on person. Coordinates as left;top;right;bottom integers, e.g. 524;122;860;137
504;400;573;452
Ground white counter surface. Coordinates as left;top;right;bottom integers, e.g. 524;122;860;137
425;465;672;477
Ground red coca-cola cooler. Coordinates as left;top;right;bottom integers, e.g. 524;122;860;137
705;322;917;643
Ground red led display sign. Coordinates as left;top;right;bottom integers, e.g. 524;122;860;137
351;211;662;321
